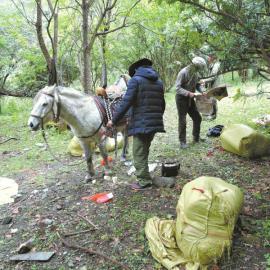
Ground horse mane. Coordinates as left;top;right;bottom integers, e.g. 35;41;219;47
57;86;87;99
34;85;88;102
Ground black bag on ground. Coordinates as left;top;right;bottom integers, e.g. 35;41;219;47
207;125;224;137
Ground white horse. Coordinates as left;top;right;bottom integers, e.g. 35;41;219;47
28;80;129;182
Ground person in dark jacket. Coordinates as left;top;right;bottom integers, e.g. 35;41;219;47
107;58;165;190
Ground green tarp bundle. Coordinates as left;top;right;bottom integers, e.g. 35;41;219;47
145;176;243;270
67;134;124;157
220;124;270;158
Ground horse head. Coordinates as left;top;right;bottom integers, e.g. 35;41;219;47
28;85;57;131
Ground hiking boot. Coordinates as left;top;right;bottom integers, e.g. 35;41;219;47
131;182;152;191
180;142;188;149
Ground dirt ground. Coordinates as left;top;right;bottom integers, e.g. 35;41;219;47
0;89;270;270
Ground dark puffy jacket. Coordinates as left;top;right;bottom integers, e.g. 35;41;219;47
112;66;165;136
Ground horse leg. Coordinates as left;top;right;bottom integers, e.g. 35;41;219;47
98;138;112;176
120;128;129;162
80;139;95;182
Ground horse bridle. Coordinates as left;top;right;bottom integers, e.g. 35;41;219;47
30;87;61;125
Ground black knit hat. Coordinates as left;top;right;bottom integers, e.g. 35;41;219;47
128;58;153;77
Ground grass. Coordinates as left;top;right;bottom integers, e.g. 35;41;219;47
0;78;270;270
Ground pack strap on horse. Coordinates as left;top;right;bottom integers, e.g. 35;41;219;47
93;89;119;158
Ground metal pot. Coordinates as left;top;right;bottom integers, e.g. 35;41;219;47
161;162;180;177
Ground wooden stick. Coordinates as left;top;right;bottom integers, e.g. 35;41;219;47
0;137;18;144
63;229;95;237
77;214;99;230
57;233;130;270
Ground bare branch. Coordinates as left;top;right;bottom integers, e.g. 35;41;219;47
179;0;245;26
96;0;141;36
10;0;35;25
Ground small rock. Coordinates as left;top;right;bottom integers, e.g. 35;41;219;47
41;218;53;226
1;216;13;225
55;204;63;211
80;266;88;270
17;239;34;254
112;176;118;183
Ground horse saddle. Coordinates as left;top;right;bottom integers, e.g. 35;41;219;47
95;85;125;100
93;96;127;126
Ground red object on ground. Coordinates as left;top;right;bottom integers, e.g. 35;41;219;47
82;192;113;203
100;156;113;166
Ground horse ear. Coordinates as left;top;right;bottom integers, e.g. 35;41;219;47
42;84;56;95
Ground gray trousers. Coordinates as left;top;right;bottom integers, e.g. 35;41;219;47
175;95;202;143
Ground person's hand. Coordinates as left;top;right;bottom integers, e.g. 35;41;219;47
189;92;195;98
107;120;113;128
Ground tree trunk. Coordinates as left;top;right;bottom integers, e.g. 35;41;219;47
35;0;58;85
82;0;92;93
100;36;108;87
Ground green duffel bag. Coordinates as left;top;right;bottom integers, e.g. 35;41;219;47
220;124;270;158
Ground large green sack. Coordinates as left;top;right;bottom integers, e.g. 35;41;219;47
220;124;270;158
67;134;124;157
145;176;243;270
175;176;243;268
